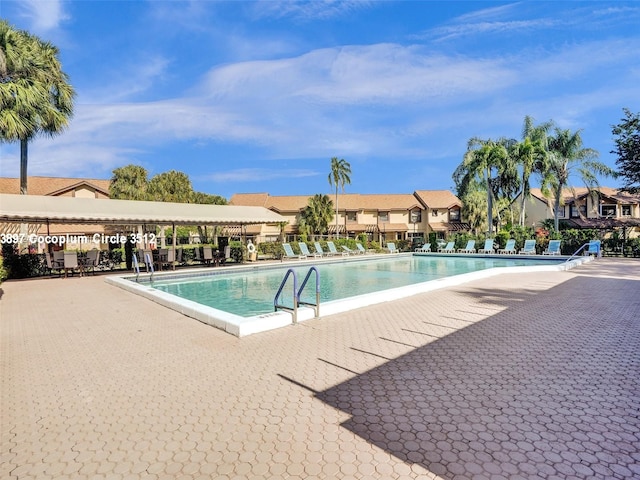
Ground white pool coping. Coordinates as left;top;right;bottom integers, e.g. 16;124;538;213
105;254;594;337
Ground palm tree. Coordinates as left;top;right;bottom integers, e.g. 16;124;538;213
515;116;552;226
109;164;150;200
454;138;515;235
0;20;75;194
542;128;614;230
147;170;193;203
299;194;334;241
328;157;351;239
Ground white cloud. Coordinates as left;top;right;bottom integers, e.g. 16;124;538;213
252;0;374;21
206;168;318;183
18;0;69;33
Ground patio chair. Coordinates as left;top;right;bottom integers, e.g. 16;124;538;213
478;239;495;254
342;245;357;255
438;242;455;253
45;252;63;278
63;251;79;278
327;241;348;256
283;243;306;260
386;242;399;254
355;243;367;254
203;246;214;266
299;242;321;258
543;240;562;255
457;240;476;253
585;240;601;257
498;239;517;255
519;239;536;255
83;250;99;275
314;242;328;257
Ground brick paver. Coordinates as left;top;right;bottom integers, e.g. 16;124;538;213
1;258;639;479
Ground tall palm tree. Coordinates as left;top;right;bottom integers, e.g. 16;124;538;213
454;138;514;235
515;116;552;226
328;157;351;239
542;128;613;230
147;170;193;203
0;20;75;194
299;194;334;241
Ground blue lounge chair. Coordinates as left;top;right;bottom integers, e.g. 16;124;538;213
342;245;357;255
355;243;367;254
313;242;327;256
438;242;455;253
283;243;305;260
586;240;601;257
478;239;495;254
415;243;431;253
457;240;476;253
387;242;399;254
299;242;321;258
543;240;561;255
519;239;536;255
327;241;348;256
498;239;516;254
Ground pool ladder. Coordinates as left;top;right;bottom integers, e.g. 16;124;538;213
132;252;155;282
274;267;320;324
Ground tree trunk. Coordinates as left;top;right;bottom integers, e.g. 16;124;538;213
335;187;339;239
20;139;28;195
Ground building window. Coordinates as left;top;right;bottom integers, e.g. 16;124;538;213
600;204;617;217
410;209;422;223
449;209;460;221
622;205;632;217
432;209;438;217
379;211;389;222
570;204;586;218
346;211;357;222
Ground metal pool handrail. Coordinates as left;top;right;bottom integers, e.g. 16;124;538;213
274;268;298;323
298;266;320;318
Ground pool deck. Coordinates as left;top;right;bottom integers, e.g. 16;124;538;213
1;258;639;479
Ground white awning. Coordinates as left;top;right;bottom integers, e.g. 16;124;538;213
0;194;285;226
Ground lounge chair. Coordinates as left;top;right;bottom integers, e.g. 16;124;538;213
342;245;357;255
438;242;455;253
355;243;367;254
457;240;476;253
299;242;321;258
543;240;561;255
585;240;601;257
414;243;431;252
498;239;517;255
313;242;328;257
519;239;536;255
478;239;495;254
387;242;399;254
283;243;306;260
327;241;348;256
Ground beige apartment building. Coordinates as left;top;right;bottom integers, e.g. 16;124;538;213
520;187;640;236
229;190;470;244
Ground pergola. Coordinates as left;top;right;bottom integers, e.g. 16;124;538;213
0;193;285;255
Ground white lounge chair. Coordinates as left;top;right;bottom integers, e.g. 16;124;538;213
327;241;348;256
283;243;305;260
313;242;328;257
498;239;516;254
415;243;431;252
457;240;476;253
519;239;536;255
478;239;495;254
438;242;455;253
355;243;367;254
387;242;399;254
543;240;561;255
299;242;321;258
342;245;357;255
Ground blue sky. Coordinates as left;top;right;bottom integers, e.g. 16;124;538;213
1;1;639;200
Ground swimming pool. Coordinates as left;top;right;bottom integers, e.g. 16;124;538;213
106;253;591;337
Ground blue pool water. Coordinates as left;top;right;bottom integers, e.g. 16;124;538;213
145;255;562;318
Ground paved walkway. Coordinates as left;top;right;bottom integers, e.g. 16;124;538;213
1;258;639;479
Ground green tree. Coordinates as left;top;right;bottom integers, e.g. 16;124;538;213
109;164;149;200
513;116;551;226
147;170;193;203
542;128;614;230
454;138;517;235
328;157;351;239
0;20;75;194
191;191;227;205
298;194;334;241
612;108;640;194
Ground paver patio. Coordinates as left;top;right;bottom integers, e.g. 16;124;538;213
1;258;639;479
